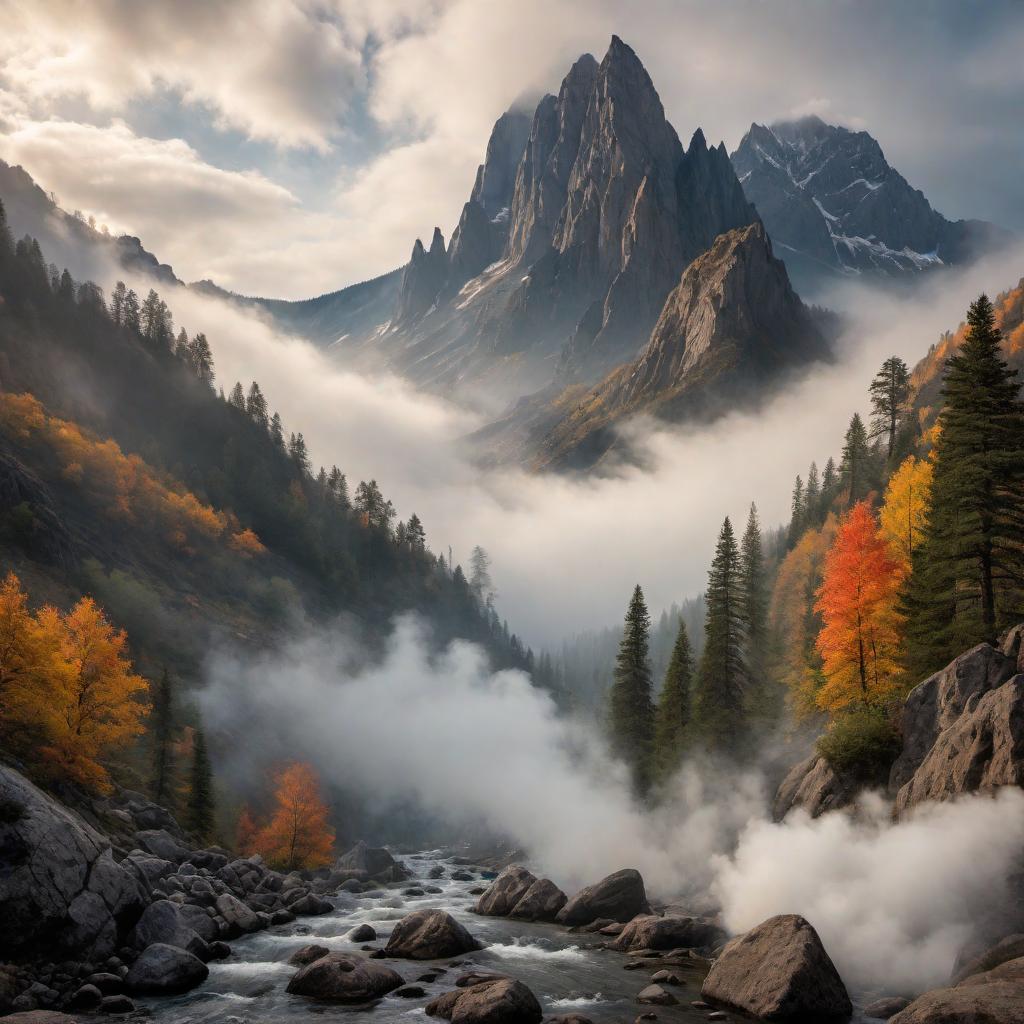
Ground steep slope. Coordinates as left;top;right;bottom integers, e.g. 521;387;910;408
257;37;756;403
731;116;1009;295
478;222;829;472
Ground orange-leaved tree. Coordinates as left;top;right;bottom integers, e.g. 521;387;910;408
254;762;334;870
815;502;904;712
879;454;933;571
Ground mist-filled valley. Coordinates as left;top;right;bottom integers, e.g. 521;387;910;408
3;5;1024;1024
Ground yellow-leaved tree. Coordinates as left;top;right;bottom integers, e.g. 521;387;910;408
879;454;933;571
254;762;334;871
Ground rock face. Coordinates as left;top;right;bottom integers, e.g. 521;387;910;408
613;914;725;952
730;115;1007;296
0;451;74;567
427;976;543;1024
701;914;852;1020
507;878;567;922
125;943;209;994
891;956;1024;1024
129;899;208;958
286;953;404;1002
476;865;537;917
556;869;650;926
511;222;828;472
892;630;1024;815
773;755;855;820
953;934;1024;984
384;909;483;960
0;764;147;961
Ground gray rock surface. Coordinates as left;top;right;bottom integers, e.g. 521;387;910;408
286;953;404;1002
476;865;538;917
427;976;543;1024
556;870;651;926
701;914;852;1020
508;878;567;922
385;909;482;960
124;943;208;994
891;956;1024;1024
773;755;855;820
613;914;725;952
864;996;911;1019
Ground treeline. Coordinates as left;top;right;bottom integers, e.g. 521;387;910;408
605;292;1024;793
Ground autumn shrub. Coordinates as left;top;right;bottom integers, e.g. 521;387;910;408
816;705;901;784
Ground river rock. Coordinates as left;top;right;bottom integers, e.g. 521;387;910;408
637;984;677;1005
289;944;330;966
863;996;911;1019
614;914;725;952
894;675;1024;815
133;830;190;864
953;934;1024;984
385;909;482;960
124;943;209;994
891;956;1024;1024
286;952;403;1002
701;914;852;1020
334;841;408;882
509;879;567;922
475;866;537;917
349;924;377;942
556;870;650;926
215;893;262;936
428;977;543;1024
0;765;147;962
3;1014;81;1023
129;900;206;957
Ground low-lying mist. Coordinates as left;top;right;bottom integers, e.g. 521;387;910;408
201;617;1024;996
123;240;1024;646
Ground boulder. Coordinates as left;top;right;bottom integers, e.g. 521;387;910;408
215;893;262;936
509;879;567;922
124;943;208;994
133;830;190;864
0;765;147;962
701;915;852;1020
556;870;650;926
286;953;403;1002
348;924;377;942
613;914;725;952
953;934;1024;984
334;841;408;881
289;944;330;966
863;996;911;1019
637;984;677;1005
2;1015;81;1023
891;956;1024;1024
385;909;482;960
177;904;219;944
476;866;537;917
772;755;855;820
98;995;135;1013
427;977;543;1024
894;675;1024;815
129;900;205;957
890;641;1018;792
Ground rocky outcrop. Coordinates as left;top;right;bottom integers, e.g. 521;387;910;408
0;451;74;568
426;975;543;1024
953;934;1024;985
890;956;1024;1024
395;229;450;325
556;869;650;926
476;865;537;917
508;878;567;922
0;765;147;962
730;115;1008;297
384;909;482;960
286;953;404;1002
612;914;725;952
773;755;856;820
333;840;409;882
701;914;852;1020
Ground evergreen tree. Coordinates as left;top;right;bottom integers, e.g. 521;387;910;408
187;333;214;387
288;432;311;475
406;513;426;551
652;617;693;782
870;356;911;459
174;327;190;361
822;456;837;494
229;381;246;411
109;280;126;325
740;503;767;665
607;585;655;795
841;413;870;504
805;462;820;521
185;725;215;843
328;465;349;508
270;412;285;450
469;546;494;606
787;476;805;547
904;295;1024;675
150;668;175;806
693;518;747;749
123;288;141;332
246;382;269;428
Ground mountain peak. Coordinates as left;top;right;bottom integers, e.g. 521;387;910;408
689;127;707;152
429;226;446;255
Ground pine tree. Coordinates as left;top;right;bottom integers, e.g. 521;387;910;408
841;413;870;504
123;288;141;332
805;462;821;521
288;432;311;475
185;725;215;843
607;585;655;795
246;382;269;428
406;513;426;551
652;617;693;782
229;381;246;411
109;281;127;325
740;503;767;673
822;456;837;494
187;333;214;387
469;546;494;606
270;412;285;450
787;476;805;547
904;295;1024;675
174;327;190;361
869;356;911;459
150;668;175;806
693;518;747;749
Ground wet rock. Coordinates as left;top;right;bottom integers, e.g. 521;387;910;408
98;994;134;1013
4;1014;80;1023
863;996;911;1019
286;953;403;1002
334;841;409;882
615;915;725;952
289;944;330;967
289;893;333;916
556;870;651;926
215;893;262;936
650;970;684;985
67;984;101;1010
430;866;446;879
397;986;428;998
129;900;206;957
385;909;482;960
349;924;377;942
451;870;475;882
599;922;625;935
509;878;567;922
701;915;852;1020
428;977;543;1024
953;934;1024;984
456;972;510;988
475;865;536;916
206;941;230;961
84;973;122;995
124;943;209;994
891;956;1024;1023
638;984;677;1005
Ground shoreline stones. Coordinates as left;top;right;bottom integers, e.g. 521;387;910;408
286;953;403;1002
385;909;483;960
556;870;651;927
426;974;543;1024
